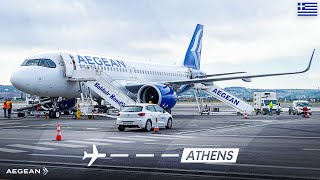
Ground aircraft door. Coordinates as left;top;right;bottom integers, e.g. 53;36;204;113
129;67;137;80
188;68;194;79
60;53;76;78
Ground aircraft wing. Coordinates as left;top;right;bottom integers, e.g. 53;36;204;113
164;49;315;86
199;71;246;78
87;145;99;166
88;156;98;167
125;72;247;92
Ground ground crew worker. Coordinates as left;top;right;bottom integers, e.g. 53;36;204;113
6;99;12;118
3;100;7;117
269;101;273;115
303;106;308;118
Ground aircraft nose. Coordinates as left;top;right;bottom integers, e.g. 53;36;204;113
10;68;29;92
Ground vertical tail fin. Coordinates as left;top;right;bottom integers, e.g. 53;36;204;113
183;24;204;70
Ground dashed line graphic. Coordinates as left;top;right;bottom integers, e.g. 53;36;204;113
110;154;129;157
136;154;154;157
161;154;180;157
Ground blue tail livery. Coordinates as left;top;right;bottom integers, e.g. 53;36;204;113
183;24;203;70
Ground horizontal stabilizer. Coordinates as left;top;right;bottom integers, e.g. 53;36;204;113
83;151;88;160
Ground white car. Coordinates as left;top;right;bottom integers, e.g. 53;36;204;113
289;100;312;115
116;103;173;131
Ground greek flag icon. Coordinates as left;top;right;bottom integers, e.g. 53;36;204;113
297;2;317;16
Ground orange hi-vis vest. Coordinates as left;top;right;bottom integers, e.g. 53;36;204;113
5;101;11;109
3;102;6;109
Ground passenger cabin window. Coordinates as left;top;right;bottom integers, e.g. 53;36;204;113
22;59;56;68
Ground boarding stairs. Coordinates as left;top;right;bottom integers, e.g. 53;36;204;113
69;70;136;113
194;83;254;115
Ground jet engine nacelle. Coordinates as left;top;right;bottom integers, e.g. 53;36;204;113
137;84;177;110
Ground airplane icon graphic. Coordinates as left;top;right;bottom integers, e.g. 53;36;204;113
83;144;106;166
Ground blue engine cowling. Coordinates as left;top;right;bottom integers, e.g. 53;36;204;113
137;84;177;110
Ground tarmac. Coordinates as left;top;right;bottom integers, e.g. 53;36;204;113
0;104;320;179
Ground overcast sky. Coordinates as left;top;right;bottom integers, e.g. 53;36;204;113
0;0;319;89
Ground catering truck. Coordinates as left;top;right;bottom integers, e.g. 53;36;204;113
253;92;281;115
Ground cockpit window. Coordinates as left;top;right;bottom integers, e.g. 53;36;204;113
25;59;40;66
21;59;56;68
46;59;56;68
39;59;48;67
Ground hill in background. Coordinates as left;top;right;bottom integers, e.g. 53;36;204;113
1;85;319;101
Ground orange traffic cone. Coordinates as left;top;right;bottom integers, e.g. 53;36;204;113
56;123;62;141
152;118;160;134
243;111;248;119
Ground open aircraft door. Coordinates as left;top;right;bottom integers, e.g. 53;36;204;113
60;53;75;78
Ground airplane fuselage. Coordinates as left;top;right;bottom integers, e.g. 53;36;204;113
11;51;204;98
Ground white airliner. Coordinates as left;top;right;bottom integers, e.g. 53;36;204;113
10;24;315;117
83;144;106;166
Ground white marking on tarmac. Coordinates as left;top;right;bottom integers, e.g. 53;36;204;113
197;134;320;139
136;154;154;157
87;138;134;143
161;154;180;157
144;142;221;147
64;140;111;146
29;154;83;158
0;148;27;153
0;123;21;125
7;144;56;151
110;154;129;157
0;138;52;141
37;142;86;148
5;125;30;128
110;137;155;142
132;135;179;140
174;124;250;135
205;120;297;134
303;149;320;151
149;134;194;138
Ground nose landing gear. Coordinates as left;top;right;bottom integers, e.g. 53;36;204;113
46;97;61;119
49;110;60;118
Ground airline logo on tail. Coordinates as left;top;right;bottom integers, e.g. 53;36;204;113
183;24;203;70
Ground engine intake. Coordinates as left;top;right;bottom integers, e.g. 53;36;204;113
137;84;177;110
